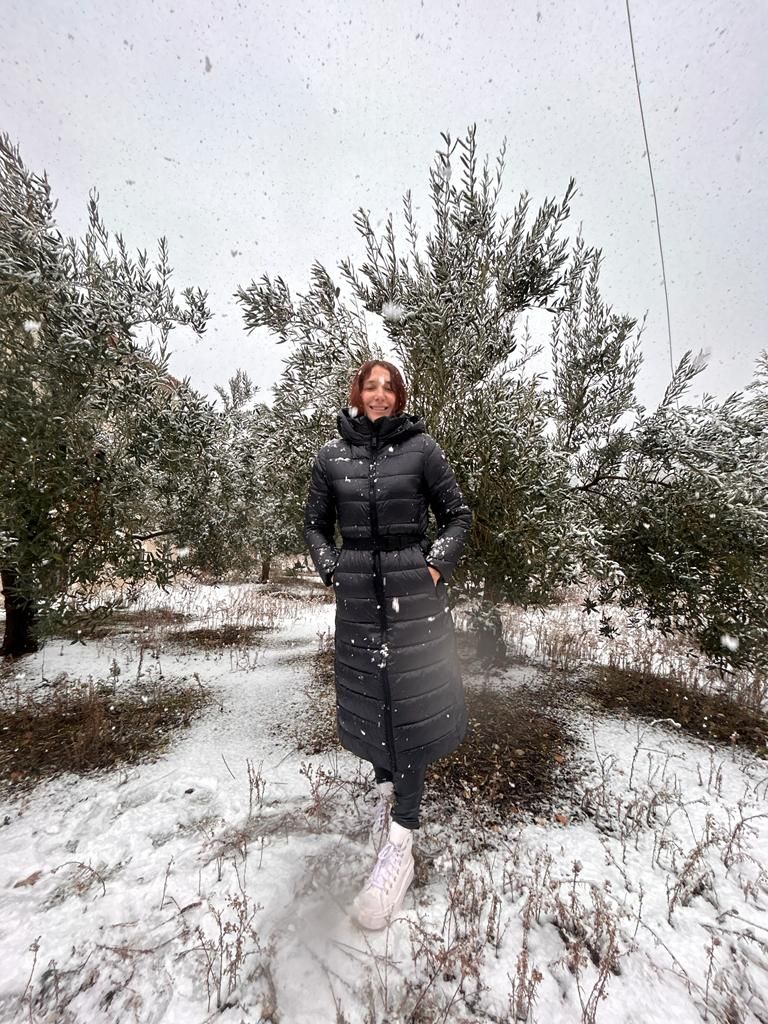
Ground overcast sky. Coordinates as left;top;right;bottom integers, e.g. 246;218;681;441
4;0;767;413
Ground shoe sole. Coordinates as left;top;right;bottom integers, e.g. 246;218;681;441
352;858;415;931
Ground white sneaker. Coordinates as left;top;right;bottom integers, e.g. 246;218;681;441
352;821;415;930
370;781;395;855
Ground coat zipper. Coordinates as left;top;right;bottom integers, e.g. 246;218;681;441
368;434;397;770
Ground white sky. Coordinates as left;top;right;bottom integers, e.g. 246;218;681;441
4;0;767;412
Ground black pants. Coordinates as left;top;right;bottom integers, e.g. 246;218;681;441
373;761;427;830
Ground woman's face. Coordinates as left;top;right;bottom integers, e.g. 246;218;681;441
360;365;396;419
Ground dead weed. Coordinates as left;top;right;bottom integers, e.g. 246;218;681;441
166;624;272;649
587;665;768;757
0;676;211;788
53;607;191;640
427;685;578;824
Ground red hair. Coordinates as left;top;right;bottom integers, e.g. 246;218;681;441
348;360;408;415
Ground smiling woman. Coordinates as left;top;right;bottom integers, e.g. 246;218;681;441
304;359;472;929
351;359;403;419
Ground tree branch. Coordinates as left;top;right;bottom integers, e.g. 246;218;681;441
571;474;674;493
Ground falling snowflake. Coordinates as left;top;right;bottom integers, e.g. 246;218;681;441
381;301;406;322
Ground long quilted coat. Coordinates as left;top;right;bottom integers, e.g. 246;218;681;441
304;408;473;773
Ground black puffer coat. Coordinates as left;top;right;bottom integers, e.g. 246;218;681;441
304;408;472;773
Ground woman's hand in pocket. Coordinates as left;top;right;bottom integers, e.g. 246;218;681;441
428;566;441;587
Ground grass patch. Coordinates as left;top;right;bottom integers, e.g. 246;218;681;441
53;607;192;640
427;685;577;823
588;665;768;757
166;624;272;648
293;635;340;755
0;676;211;789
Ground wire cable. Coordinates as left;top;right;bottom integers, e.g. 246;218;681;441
625;0;674;374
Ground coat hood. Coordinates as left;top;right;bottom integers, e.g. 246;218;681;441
336;407;426;446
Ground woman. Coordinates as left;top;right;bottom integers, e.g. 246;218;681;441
304;359;472;930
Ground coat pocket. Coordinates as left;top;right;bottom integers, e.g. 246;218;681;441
417;549;440;590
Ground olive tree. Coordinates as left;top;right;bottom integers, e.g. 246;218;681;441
236;260;379;570
0;135;215;654
234;126;768;671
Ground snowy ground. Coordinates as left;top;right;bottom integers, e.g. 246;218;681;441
1;583;767;1024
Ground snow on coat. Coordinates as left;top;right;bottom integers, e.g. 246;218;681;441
304;408;473;772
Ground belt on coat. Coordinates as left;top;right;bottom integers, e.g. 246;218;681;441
342;535;424;552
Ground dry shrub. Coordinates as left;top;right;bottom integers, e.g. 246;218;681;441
49;579;333;650
495;599;768;719
292;631;342;755
166;624;271;648
588;665;768;757
187;878;264;1012
53;606;191;640
0;675;210;788
427;685;578;824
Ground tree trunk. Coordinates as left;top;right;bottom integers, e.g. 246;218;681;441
475;580;507;665
260;556;271;584
1;567;39;657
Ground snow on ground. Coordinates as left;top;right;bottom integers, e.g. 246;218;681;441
0;583;767;1023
